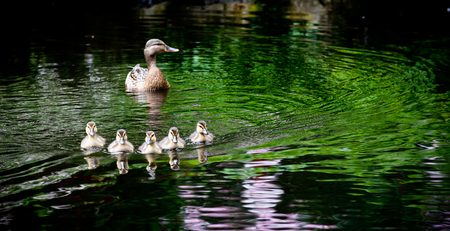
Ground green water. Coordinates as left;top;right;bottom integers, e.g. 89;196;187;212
1;1;450;230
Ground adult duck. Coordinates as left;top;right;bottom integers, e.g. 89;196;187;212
125;39;179;91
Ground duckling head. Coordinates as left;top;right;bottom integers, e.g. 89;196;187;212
116;129;128;145
168;127;180;143
85;121;98;136
145;131;156;145
145;39;179;56
196;121;208;135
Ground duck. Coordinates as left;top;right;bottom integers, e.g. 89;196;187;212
159;127;186;149
125;39;179;91
189;121;214;143
138;131;162;154
81;121;106;149
108;129;134;153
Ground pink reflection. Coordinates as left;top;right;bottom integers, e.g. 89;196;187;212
175;158;340;230
240;160;301;231
303;224;339;229
199;206;240;212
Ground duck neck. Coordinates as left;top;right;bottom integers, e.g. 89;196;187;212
144;49;158;69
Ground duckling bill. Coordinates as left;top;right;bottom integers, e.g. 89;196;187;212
108;129;134;153
126;39;179;91
159;127;186;150
81;121;106;148
189;121;214;143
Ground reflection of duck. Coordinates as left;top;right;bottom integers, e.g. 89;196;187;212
81;122;106;148
168;150;180;171
125;39;179;91
84;156;100;169
129;91;168;126
108;129;134;153
144;153;157;173
189;121;214;143
159;127;186;149
138;131;162;154
114;153;129;174
197;147;208;163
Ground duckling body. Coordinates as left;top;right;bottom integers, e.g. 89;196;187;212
108;129;134;153
189;121;214;143
159;127;186;149
126;39;179;91
139;131;162;154
81;122;106;148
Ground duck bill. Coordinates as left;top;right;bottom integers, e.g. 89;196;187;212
172;136;178;143
120;137;125;145
146;139;152;145
203;128;208;135
90;129;95;136
165;45;179;52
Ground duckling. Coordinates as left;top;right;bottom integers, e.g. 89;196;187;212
189;121;214;143
138;131;162;154
159;127;185;149
108;129;134;153
125;39;179;91
81;122;106;149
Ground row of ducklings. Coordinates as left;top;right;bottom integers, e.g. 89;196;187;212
81;121;214;153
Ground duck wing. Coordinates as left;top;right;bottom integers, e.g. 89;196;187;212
189;131;199;142
126;64;148;90
158;137;171;149
138;142;147;152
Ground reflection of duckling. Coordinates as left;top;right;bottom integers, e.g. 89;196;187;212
138;131;162;154
144;153;157;173
189;121;214;143
125;39;179;91
197;148;208;163
108;129;134;153
84;157;100;169
81;122;106;148
168;150;180;171
114;153;129;174
159;127;186;149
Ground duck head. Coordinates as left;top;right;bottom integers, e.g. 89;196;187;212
85;121;98;137
116;129;128;145
196;121;208;135
144;39;179;57
145;131;156;145
168;127;180;143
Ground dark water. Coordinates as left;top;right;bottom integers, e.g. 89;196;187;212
1;1;450;230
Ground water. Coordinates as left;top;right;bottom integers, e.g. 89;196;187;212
2;1;450;230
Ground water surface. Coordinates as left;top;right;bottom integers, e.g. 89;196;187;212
1;1;450;230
